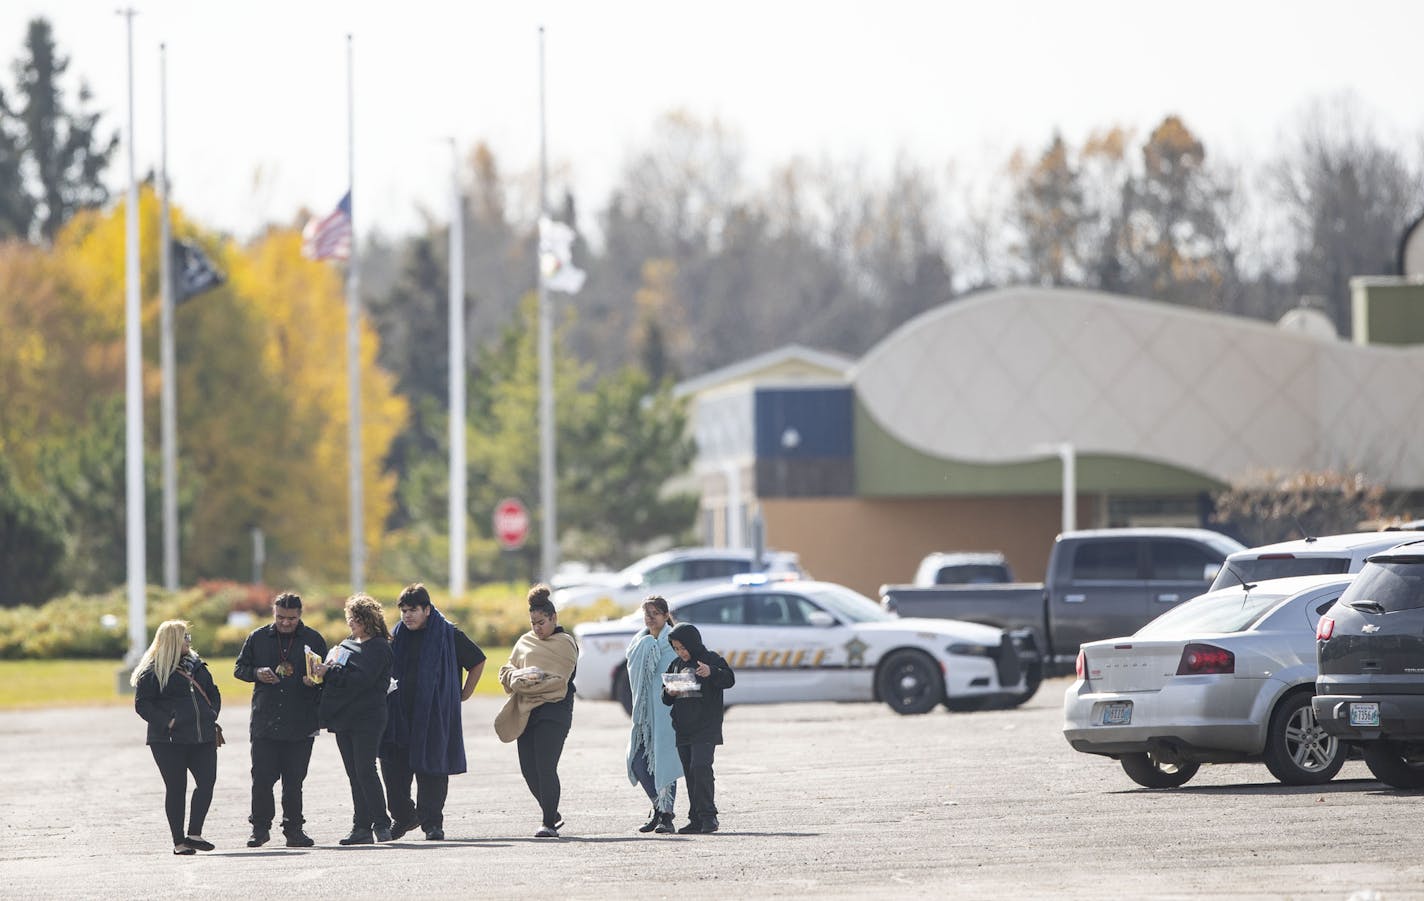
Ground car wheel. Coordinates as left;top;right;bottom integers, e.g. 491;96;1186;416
1119;752;1200;788
1261;690;1345;785
613;666;633;716
1362;741;1424;789
877;650;943;715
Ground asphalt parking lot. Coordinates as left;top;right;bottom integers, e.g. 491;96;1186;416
2;678;1419;900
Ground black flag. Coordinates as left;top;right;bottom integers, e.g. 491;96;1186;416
171;239;224;304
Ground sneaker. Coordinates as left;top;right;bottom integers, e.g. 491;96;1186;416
676;821;703;834
424;828;445;841
389;817;420;840
373;825;394;843
701;818;719;834
534;825;560;838
283;830;315;848
338;829;374;845
654;812;675;834
184;836;215;852
246;828;270;848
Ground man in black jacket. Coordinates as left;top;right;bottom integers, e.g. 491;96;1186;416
234;592;327;847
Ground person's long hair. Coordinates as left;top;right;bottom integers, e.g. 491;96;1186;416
345;594;391;641
643;596;676;627
129;620;191;690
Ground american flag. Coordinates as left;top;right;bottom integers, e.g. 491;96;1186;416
302;191;352;261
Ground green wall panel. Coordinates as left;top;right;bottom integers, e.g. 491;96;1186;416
854;398;1223;497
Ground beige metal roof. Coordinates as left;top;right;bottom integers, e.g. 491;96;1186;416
852;286;1424;489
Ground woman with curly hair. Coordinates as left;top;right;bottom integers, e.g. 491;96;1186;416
132;620;223;855
314;594;394;844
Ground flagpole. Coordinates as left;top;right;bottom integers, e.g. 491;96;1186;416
120;7;146;668
158;41;179;592
345;33;365;591
448;139;467;596
536;25;558;584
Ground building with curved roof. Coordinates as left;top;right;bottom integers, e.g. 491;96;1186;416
678;283;1424;595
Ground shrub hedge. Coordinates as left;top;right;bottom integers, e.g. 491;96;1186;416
0;581;629;660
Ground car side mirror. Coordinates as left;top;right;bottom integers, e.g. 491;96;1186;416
807;611;835;628
625;574;644;590
1203;563;1221;582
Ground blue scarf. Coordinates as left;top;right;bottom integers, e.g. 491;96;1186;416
388;605;466;775
625;626;682;808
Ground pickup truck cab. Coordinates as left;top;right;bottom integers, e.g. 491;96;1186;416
882;528;1244;683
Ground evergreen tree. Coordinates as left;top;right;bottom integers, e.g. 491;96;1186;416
6;18;117;243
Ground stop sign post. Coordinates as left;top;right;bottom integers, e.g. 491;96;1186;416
493;497;530;551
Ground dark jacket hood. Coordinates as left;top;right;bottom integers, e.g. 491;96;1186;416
667;623;707;662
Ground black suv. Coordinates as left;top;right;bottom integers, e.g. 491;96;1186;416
1313;540;1424;788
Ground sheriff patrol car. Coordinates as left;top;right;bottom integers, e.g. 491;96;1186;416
573;576;1035;715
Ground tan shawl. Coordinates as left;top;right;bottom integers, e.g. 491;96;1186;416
494;630;579;742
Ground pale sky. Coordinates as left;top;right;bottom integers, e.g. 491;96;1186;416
3;0;1421;242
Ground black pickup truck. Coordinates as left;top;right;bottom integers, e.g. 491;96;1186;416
881;528;1244;688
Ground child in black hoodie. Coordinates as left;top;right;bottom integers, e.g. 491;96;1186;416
661;622;735;834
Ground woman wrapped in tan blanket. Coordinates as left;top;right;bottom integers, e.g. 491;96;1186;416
497;586;581;837
495;608;579;742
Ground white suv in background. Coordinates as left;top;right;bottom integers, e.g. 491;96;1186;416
552;547;803;609
1209;531;1420;591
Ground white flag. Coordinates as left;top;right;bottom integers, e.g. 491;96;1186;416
539;216;586;294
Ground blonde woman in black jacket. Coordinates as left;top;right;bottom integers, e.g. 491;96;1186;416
132;620;223;855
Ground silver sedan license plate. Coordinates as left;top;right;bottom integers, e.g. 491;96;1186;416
1101;701;1132;725
1350;703;1380;727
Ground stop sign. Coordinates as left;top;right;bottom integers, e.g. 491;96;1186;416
493;497;530;550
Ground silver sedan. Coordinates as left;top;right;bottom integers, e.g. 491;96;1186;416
1062;574;1352;788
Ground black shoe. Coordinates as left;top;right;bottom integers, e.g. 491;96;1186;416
246;828;270;848
638;807;660;833
424;828;445;841
338;829;374;845
173;843;196;856
184;836;215;852
284;830;314;848
654;812;675;834
701;818;719;834
389;817;420;840
677;821;703;834
534;824;560;838
373;825;394;843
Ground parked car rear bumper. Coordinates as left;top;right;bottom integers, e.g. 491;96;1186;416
1312;692;1424;741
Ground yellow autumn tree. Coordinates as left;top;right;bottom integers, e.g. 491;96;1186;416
1;185;406;587
226;228;406;580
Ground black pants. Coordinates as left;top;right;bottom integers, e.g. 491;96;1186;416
149;742;217;845
335;728;390;831
249;737;314;830
516;718;569;828
678;742;717;825
380;743;449;830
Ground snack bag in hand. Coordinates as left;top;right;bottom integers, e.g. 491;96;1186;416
305;645;325;684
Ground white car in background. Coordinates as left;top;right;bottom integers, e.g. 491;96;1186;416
1209;531;1417;591
574;575;1034;715
552;547;803;609
1063;573;1354;788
